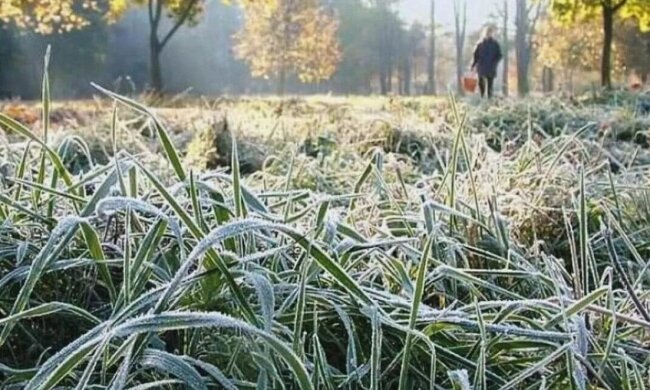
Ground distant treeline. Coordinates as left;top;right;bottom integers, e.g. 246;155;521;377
0;1;463;99
1;0;649;99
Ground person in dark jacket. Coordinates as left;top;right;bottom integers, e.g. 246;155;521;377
471;26;503;98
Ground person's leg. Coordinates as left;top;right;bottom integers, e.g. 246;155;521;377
487;76;495;98
478;76;486;98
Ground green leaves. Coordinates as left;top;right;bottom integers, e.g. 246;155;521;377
91;83;186;182
0;216;87;348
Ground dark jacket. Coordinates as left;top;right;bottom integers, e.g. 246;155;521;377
472;37;502;78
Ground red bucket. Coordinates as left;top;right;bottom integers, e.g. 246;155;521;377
463;73;478;93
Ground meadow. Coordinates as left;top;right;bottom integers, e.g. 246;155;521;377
1;85;650;389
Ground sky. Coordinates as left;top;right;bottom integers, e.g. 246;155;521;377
398;0;518;30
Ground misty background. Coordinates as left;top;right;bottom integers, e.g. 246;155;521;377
0;0;521;99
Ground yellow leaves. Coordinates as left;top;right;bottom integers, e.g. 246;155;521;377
551;0;650;31
106;0;205;25
620;2;650;32
107;0;129;22
294;7;340;83
234;0;341;84
535;17;625;75
236;0;278;11
2;0;208;33
0;0;95;34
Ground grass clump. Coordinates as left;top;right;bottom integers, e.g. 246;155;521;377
0;76;650;388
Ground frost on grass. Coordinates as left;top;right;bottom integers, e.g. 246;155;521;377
4;95;650;389
448;369;471;390
96;196;181;237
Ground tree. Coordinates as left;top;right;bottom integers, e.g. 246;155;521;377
0;0;111;98
501;0;509;96
107;0;207;92
328;0;376;93
370;0;402;94
399;22;426;95
550;0;650;88
234;0;341;95
535;17;624;92
0;0;98;34
426;0;436;94
541;65;554;91
616;19;650;82
1;0;211;92
327;0;405;95
515;0;543;96
453;0;467;96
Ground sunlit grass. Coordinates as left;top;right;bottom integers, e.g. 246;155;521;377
1;70;649;388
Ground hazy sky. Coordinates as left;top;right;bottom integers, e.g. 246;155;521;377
398;0;518;30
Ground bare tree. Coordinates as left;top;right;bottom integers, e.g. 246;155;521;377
515;0;543;96
501;0;509;96
427;0;436;94
453;0;467;96
373;0;400;95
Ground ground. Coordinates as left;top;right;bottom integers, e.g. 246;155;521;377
0;92;649;389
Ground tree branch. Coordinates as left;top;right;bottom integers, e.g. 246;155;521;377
148;0;154;26
150;0;164;46
154;0;163;26
526;1;543;50
613;0;628;12
159;0;200;50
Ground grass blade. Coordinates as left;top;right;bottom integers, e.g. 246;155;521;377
398;236;433;390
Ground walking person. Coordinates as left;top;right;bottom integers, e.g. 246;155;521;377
471;25;502;98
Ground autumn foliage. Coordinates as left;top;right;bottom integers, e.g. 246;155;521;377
549;0;650;87
0;0;100;33
234;0;341;92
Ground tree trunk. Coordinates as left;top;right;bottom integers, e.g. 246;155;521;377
149;38;163;92
278;65;286;95
502;0;509;96
454;0;466;96
380;68;388;95
148;0;163;92
456;54;464;96
397;65;404;95
404;59;412;95
515;0;530;96
602;6;614;89
427;0;437;94
542;66;554;93
147;0;198;93
412;59;417;93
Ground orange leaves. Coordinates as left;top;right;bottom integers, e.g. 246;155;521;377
1;104;39;125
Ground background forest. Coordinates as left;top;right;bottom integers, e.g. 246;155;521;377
1;0;649;99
